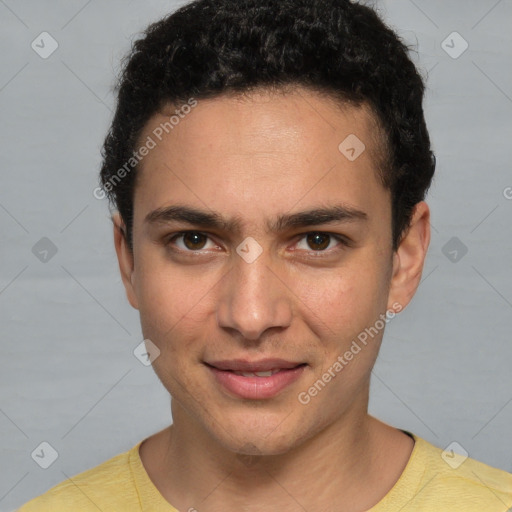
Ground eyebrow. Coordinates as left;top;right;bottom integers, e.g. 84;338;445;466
144;204;368;233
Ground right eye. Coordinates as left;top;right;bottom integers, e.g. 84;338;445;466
166;231;218;252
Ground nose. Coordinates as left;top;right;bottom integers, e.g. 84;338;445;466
216;247;293;341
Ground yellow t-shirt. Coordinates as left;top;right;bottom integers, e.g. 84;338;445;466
18;432;512;511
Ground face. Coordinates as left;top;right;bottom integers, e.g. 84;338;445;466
114;88;429;456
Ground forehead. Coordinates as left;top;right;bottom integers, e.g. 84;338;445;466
133;88;389;229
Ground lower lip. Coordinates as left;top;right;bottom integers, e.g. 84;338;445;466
207;365;306;399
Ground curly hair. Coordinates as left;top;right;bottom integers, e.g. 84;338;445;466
99;0;435;251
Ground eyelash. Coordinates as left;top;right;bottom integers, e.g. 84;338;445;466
165;231;351;255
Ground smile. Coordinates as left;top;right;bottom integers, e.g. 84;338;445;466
205;360;307;400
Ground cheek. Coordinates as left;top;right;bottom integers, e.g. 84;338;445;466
135;264;210;397
295;260;389;343
294;265;389;412
134;249;218;337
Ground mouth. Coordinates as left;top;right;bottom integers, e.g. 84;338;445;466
204;359;308;399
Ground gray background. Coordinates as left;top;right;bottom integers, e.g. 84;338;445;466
1;0;511;510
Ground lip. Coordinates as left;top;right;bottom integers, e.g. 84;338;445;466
205;359;307;400
206;358;303;372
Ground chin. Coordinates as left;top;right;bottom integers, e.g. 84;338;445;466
210;409;313;457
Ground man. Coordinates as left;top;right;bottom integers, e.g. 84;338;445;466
19;0;512;510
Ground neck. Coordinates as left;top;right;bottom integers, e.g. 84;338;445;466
140;396;413;511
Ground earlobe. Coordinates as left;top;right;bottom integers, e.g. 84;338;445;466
113;213;139;310
387;201;431;312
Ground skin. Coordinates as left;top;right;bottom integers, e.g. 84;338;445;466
114;87;430;512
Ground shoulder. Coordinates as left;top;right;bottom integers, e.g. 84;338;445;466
411;435;512;510
17;444;141;512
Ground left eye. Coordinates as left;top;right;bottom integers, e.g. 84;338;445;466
296;232;343;252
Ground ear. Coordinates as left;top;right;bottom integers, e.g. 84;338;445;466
387;201;431;312
113;213;139;310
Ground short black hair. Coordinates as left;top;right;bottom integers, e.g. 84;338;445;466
100;0;435;251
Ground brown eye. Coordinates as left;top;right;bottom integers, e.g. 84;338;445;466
182;232;208;250
306;232;331;251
